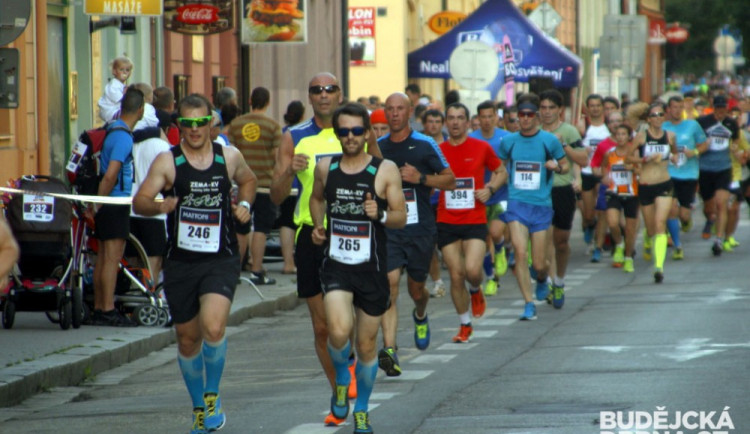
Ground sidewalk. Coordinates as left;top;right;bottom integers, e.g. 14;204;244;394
0;262;300;407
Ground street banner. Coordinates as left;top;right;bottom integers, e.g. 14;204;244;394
241;0;307;44
349;7;375;66
502;35;516;107
164;1;234;35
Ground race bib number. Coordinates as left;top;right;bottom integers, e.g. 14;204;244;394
675;145;687;167
178;207;221;252
513;161;542;190
644;143;669;159
709;135;729;151
403;188;418;225
22;194;54;222
329;219;371;265
445;178;474;209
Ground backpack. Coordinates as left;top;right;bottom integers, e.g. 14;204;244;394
66;123;130;195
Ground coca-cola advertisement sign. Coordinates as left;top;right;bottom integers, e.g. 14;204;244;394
164;1;234;35
176;5;218;25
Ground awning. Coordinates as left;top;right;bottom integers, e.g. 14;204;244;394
408;0;582;94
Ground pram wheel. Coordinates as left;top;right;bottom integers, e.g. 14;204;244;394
2;300;15;329
134;304;160;327
71;285;83;329
59;299;72;330
157;307;171;327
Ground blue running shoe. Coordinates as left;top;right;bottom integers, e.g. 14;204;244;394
191;407;207;434
377;347;401;376
203;394;225;431
353;411;373;433
551;284;565;309
535;279;549;301
584;225;594;245
413;309;430;350
520;302;537;320
591;247;602;263
330;384;350;419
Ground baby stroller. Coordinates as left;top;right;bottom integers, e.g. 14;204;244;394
73;201;170;327
1;175;83;330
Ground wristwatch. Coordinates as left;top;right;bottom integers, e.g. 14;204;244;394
419;173;427;185
238;200;251;211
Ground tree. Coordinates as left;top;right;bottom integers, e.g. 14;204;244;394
665;0;750;76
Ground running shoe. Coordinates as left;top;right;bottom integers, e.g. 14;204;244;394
712;240;723;256
353;411;373;434
550;284;565;309
702;221;713;239
249;271;276;285
520;302;537;320
191;407;207;434
377;347;401;377
584;225;594;245
429;280;445;298
722;240;733;252
612;246;624;267
535;279;550;301
728;236;740;247
413;309;430;350
347;359;357;399
484;278;498;296
330;384;350;419
470;289;486;318
591;247;602;263
654;268;664;284
92;309;138;327
672;247;684;260
681;218;692;233
203;393;226;431
623;257;634;273
452;323;473;343
494;247;508;276
324;412;346;427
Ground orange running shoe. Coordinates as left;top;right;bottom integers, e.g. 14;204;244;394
470;289;486;318
347;362;357;399
452;323;473;343
324;412;346;426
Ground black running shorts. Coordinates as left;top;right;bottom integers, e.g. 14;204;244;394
386;233;434;282
319;265;390;317
551;185;576;231
671;179;698;208
162;255;240;324
638;179;674;206
295;224;326;298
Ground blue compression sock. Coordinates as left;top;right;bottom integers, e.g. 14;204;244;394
667;218;681;248
327;341;352;386
177;351;205;408
202;337;227;395
354;358;378;413
483;253;493;277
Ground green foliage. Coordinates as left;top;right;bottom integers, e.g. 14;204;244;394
665;0;750;75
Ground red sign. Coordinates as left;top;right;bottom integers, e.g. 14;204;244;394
349;7;376;66
666;26;689;44
648;18;666;44
164;1;234;35
176;4;219;25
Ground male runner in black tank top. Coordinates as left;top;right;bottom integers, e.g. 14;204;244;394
309;102;406;433
134;93;257;434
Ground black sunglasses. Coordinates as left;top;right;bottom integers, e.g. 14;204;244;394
309;84;340;95
336;127;366;137
518;111;536;118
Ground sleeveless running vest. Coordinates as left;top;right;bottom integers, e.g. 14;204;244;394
581;123;610;175
322;155;387;272
164;143;237;261
605;149;638;196
293;128;342;229
640;130;670;161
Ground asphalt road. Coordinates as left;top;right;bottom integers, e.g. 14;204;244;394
1;216;749;433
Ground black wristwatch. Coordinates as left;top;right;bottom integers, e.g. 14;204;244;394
419;173;427;185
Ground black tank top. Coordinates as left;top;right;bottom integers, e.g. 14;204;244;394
322;155;387;272
164;143;237;261
640;130;670;160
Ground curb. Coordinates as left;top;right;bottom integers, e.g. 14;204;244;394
0;290;301;407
